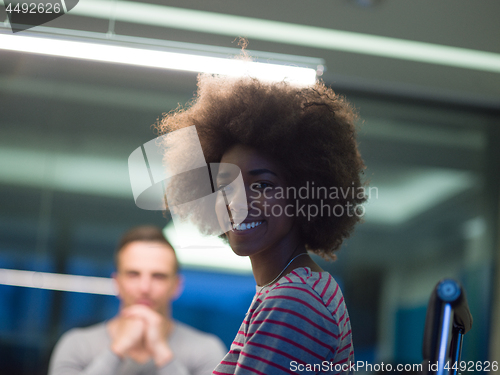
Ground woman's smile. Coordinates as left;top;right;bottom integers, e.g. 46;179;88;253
216;144;299;259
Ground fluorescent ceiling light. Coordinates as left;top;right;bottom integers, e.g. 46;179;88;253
69;0;500;73
0;147;131;198
0;31;317;85
364;168;474;225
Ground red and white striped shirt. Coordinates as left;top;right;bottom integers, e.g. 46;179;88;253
213;267;354;375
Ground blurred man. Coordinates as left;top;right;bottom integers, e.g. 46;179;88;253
49;225;226;375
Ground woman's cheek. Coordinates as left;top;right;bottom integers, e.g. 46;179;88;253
215;194;230;231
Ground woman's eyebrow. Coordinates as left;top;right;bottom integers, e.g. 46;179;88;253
248;168;277;177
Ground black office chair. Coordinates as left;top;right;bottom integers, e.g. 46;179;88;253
422;278;473;375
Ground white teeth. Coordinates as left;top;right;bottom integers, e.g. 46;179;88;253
233;221;262;231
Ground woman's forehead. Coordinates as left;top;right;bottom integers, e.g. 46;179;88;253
219;144;280;174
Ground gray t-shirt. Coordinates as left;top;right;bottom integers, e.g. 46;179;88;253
49;321;227;375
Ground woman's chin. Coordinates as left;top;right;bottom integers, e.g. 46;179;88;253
230;245;255;257
229;240;261;258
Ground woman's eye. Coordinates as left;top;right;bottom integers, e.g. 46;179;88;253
252;182;272;189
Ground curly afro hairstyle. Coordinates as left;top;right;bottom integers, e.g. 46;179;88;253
157;74;366;260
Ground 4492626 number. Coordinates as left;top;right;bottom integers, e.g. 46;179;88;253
5;2;62;14
444;361;498;372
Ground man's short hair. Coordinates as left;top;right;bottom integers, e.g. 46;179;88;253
115;225;179;273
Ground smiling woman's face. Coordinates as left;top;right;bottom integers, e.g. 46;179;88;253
215;144;298;258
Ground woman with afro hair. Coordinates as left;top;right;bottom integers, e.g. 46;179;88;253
157;72;366;374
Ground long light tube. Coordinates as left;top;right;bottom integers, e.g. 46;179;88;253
0;268;115;295
0;33;317;85
69;0;500;73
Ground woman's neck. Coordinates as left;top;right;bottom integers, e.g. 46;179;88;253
250;238;308;286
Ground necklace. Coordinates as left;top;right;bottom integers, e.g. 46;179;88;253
258;252;309;293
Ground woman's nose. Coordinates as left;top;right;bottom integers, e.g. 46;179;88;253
227;188;249;222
